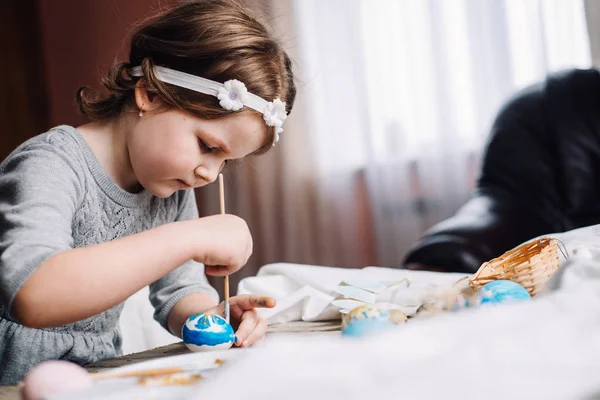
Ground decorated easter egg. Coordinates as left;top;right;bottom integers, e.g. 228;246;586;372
478;280;531;305
341;305;397;337
182;313;235;352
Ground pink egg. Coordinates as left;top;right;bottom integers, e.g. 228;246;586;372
22;361;93;400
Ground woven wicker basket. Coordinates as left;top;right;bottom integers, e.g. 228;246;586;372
469;237;560;296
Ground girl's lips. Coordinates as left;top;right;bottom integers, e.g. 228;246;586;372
177;179;191;189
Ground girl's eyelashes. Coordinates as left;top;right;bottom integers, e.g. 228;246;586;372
198;138;214;153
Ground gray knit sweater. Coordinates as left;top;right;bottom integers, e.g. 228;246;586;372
0;125;218;385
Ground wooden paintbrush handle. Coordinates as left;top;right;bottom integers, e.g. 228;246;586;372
224;275;230;301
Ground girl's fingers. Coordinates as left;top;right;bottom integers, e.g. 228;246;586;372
234;309;258;346
231;295;276;311
241;317;268;348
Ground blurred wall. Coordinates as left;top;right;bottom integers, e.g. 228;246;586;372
37;0;178;127
0;0;180;160
0;1;49;161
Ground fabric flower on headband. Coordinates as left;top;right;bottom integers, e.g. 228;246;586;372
217;80;248;111
264;98;287;142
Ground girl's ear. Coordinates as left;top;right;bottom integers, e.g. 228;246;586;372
134;79;161;112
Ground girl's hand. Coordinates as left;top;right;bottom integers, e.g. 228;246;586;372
185;214;253;275
208;294;276;347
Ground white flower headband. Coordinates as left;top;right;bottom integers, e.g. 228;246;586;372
131;66;287;143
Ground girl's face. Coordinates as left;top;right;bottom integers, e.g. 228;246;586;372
126;105;267;198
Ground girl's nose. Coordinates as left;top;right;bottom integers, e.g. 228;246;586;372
194;164;219;184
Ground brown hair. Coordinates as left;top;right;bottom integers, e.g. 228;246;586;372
77;0;296;153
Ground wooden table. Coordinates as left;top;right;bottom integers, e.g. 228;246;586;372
0;321;341;399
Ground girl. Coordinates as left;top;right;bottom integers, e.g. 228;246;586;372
0;0;295;385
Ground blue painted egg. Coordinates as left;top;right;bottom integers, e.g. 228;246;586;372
182;313;235;352
478;280;531;305
341;305;396;337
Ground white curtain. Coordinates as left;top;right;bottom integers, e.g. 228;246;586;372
291;0;592;267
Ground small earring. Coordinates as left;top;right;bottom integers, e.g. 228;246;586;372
138;109;144;117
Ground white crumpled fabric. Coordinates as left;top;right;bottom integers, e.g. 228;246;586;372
236;263;467;324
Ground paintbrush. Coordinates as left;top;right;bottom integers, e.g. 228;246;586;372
218;173;230;323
